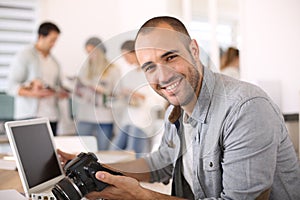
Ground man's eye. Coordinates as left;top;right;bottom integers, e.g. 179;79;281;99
166;55;177;62
145;64;156;72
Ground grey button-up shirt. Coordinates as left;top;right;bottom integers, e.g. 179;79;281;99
145;66;300;199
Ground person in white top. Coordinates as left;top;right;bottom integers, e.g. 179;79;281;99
110;40;166;158
75;37;121;150
7;22;69;135
220;47;240;79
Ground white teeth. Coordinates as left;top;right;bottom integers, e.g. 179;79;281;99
166;81;179;91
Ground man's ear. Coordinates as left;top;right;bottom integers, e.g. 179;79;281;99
189;39;200;60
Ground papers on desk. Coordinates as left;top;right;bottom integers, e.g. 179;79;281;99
0;189;28;200
0;157;16;170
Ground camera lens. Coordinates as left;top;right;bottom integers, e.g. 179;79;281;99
52;177;83;200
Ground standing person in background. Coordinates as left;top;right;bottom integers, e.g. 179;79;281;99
75;37;121;150
220;46;240;79
7;22;68;136
110;40;166;157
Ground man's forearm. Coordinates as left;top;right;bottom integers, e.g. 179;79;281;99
104;158;151;182
18;86;33;97
142;188;186;200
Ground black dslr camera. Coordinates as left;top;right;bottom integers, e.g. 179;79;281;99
52;152;122;200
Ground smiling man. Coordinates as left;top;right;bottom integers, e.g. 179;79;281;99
59;16;300;200
136;22;202;116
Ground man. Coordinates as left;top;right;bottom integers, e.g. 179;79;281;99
7;22;68;135
59;16;300;199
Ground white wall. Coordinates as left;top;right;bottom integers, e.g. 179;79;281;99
37;0;182;78
240;0;300;113
37;0;300;114
36;0;184;134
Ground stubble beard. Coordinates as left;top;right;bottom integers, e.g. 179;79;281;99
159;58;200;107
177;58;200;107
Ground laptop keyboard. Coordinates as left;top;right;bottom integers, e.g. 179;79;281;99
31;192;56;200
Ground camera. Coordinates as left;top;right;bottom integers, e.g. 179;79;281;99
52;152;122;200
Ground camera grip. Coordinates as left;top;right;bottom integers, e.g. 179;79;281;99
89;163;123;192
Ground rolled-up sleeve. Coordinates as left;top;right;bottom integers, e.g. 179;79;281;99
144;112;179;183
6;52;29;96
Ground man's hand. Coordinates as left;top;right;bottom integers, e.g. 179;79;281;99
86;171;147;200
57;89;69;99
19;79;56;98
57;149;77;168
32;88;56;98
86;171;185;200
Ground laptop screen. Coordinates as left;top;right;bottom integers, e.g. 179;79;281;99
11;123;62;188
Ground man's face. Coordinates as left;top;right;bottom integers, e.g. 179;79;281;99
135;25;201;107
122;50;137;66
39;31;59;52
85;44;98;60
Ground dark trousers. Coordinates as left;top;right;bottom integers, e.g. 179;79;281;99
20;117;58;136
50;121;57;136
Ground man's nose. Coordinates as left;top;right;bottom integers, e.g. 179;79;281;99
156;64;174;84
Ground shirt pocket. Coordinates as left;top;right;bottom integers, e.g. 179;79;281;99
199;152;222;197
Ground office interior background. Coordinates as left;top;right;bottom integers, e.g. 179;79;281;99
0;0;299;156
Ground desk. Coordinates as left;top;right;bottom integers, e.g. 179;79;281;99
0;151;135;193
0;153;23;193
0;152;171;195
0;169;23;192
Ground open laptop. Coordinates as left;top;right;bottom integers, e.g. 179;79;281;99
5;118;65;199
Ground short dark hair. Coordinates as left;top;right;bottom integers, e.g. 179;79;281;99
121;40;135;53
136;16;191;48
85;37;106;53
38;22;60;37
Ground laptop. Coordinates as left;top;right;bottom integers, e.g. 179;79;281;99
5;118;65;199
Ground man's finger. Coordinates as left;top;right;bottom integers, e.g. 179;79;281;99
96;171;120;186
96;171;140;189
96;171;126;188
57;149;76;160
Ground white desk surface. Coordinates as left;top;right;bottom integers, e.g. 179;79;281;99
0;151;172;196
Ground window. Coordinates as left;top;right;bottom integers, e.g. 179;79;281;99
0;0;37;91
189;21;234;67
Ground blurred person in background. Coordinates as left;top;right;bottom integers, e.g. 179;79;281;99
74;37;121;150
220;46;240;79
7;22;68;136
110;40;166;157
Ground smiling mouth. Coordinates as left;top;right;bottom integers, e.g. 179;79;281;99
160;79;181;94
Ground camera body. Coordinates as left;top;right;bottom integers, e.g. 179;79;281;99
52;152;122;200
